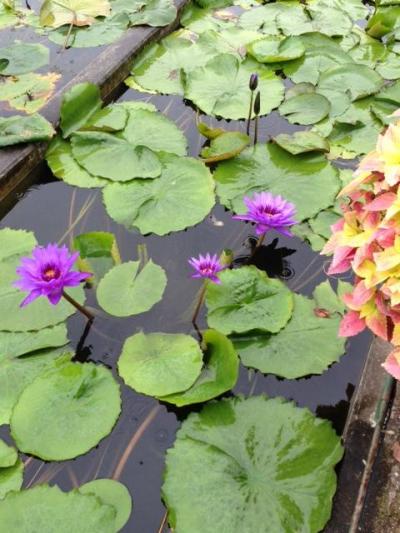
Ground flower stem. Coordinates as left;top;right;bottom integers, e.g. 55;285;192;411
62;290;94;322
192;283;207;329
246;91;254;135
248;232;266;263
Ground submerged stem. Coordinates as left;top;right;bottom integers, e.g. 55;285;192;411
62;290;94;322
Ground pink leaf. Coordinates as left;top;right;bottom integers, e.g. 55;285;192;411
339;311;366;337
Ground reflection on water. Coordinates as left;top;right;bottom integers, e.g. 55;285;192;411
0;89;371;532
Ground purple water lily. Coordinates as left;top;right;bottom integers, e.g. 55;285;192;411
188;253;225;284
14;243;91;307
233;192;297;237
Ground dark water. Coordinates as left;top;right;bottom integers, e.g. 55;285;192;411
0;89;371;532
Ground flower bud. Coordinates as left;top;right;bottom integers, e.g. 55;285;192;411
249;73;258;91
254;91;261;115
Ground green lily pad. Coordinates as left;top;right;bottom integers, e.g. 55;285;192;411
60;82;102;138
317;64;384;102
247;35;305;63
200;131;250;162
279;93;331;125
206;266;293;335
163;396;343;533
238;4;284;34
81;104;128;133
0;460;23;500
0;72;60;114
328;120;381;158
0;440;17;468
0;114;55;147
185;54;284;119
46;137;108;189
159;329;239;406
70;132;162;181
73;231;121;286
0;323;68;358
79;479;132;531
97;260;167;317
121;108;187;156
11;361;121;460
0;351;72;426
0;42;49;75
233;288;345;379
0;485;117;531
103;153;215;235
118;332;203;397
367;6;400;39
213;143;340;221
127;0;176;26
0;228;37;262
308;2;352;36
274;131;329;155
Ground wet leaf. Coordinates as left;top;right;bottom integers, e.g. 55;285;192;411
163;396;343;533
274;131;329;155
118;332;203;397
0;72;60;113
201;131;250;162
60;82;102;138
159;329;239;406
79;479;132;531
40;0;111;28
0;42;49;75
0;114;54;147
0;485;117;531
97;260;167;317
206;266;293;335
279;93;331;125
11;361;121;460
103;153;215;235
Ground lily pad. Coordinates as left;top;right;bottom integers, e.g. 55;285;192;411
127;0;176;27
11;361;121;460
206;266;293;335
118;332;203;397
274;131;329;155
159;329;239;406
317;64;384;102
0;114;54;147
79;479;132;531
213;143;340;221
70;132;162;181
97;260;167;317
39;0;111;28
0;42;49;75
60;82;102;138
82;104;128;132
247;35;305;63
0;72;60;114
0;323;68;358
0;440;17;468
103;154;215;235
0;351;72;426
0;228;36;262
279;93;331;125
73;231;121;285
233;289;345;379
163;396;343;533
0;460;23;500
200;131;250;162
185;54;284;119
0;485;116;531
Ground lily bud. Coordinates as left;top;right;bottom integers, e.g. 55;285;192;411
254;91;261;116
249;73;258;91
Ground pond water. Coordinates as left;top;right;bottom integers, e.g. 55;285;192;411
0;88;371;531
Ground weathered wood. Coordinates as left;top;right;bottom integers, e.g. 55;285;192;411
0;0;189;204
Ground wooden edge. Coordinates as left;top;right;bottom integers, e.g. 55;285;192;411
0;0;189;204
325;337;394;532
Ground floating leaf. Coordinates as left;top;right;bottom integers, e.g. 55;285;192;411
40;0;111;28
233;290;345;379
308;2;352;36
0;228;36;262
367;6;400;39
0;42;49;75
0;114;54;147
126;0;176;27
121;108;187;156
97;260;167;317
206;266;293;335
214;143;340;221
159;329;239;406
73;231;121;285
279;93;331;125
200;131;250;162
0;350;72;426
0;324;68;358
11;361;121;460
0;460;23;500
103;154;215;235
0;72;60;113
79;479;132;531
247;35;305;63
317;64;384;102
274;131;329;155
81;104;128;132
0;485;116;531
163;396;343;533
185;54;284;119
0;440;17;468
118;332;203;397
60;82;102;138
70;132;162;181
46;137;108;188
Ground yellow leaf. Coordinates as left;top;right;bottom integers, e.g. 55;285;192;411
39;0;110;28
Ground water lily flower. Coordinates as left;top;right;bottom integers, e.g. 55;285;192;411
249;73;258;91
233;192;297;237
14;243;91;307
188;253;225;284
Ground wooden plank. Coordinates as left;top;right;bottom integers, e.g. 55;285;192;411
0;0;189;204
